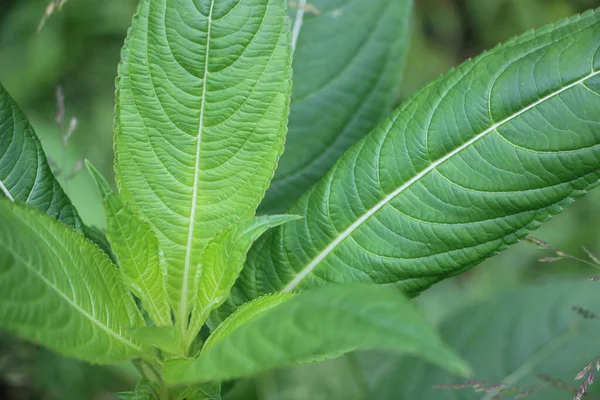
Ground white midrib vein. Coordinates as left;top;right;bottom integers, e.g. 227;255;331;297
282;69;600;293
181;1;215;333
291;0;307;51
0;179;14;201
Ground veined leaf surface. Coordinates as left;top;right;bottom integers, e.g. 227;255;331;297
0;200;145;364
163;285;470;384
88;162;171;328
114;0;292;328
205;293;294;349
363;282;600;400
231;10;600;306
260;0;412;213
0;82;83;230
187;216;299;347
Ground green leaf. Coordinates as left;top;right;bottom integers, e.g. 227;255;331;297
163;285;470;384
0;199;146;364
114;0;292;332
88;162;172;328
82;224;117;263
171;383;222;400
206;294;294;351
0;82;83;230
250;356;367;400
362;282;600;400
260;0;412;213
127;327;181;356
186;215;299;347
233;10;600;306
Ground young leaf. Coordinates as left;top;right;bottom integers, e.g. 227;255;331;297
232;10;600;307
163;285;470;384
0;82;83;230
186;216;300;348
171;384;222;400
206;294;294;350
260;0;412;213
88;162;172;328
0;199;146;364
363;282;600;400
127;326;182;356
114;0;292;332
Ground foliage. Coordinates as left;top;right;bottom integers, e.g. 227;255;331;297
0;0;600;399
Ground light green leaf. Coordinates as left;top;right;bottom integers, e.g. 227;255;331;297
0;82;83;230
163;285;470;384
116;380;156;400
206;294;294;351
0;199;146;364
88;162;171;328
187;215;299;347
82;224;117;263
363;282;600;400
114;0;292;332
260;0;412;213
232;10;600;307
127;327;181;356
171;383;222;400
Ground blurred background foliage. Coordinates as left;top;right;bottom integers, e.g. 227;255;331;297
1;0;600;398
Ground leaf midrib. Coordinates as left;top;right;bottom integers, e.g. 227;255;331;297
0;179;14;201
291;0;307;51
181;0;215;333
0;242;142;351
281;69;600;293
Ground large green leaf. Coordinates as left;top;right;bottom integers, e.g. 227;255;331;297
259;0;412;213
0;200;146;364
114;0;292;332
163;285;470;384
361;282;600;400
0;82;83;230
88;162;172;328
229;10;600;308
186;216;299;348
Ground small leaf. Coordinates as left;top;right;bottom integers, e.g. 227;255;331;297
88;162;172;328
0;82;82;230
163;285;470;384
206;294;294;351
0;199;146;364
171;383;222;400
186;215;300;347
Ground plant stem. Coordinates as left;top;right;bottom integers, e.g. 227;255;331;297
133;359;170;400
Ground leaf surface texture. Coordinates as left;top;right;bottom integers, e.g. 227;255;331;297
260;0;412;212
89;162;172;327
115;0;292;328
0;200;145;363
229;11;600;309
163;285;470;384
0;82;82;230
187;215;298;346
362;282;600;399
